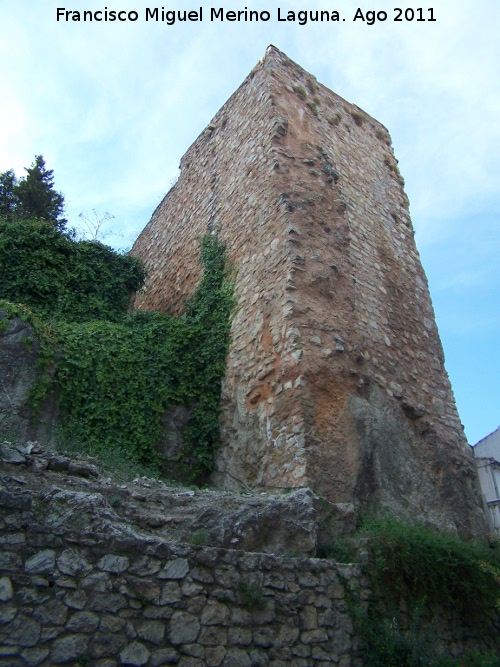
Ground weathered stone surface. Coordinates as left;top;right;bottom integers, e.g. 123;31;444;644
82;572;112;593
122;575;160;604
24;549;55;575
227;626;251;646
201;601;230;626
1;446;324;558
67;460;99;478
32;599;68;626
119;641;150;666
0;313;58;445
136;620;165;645
97;554;130;574
150;647;180;666
88;592;127;613
0;552;21;572
66;611;100;633
183;643;205;659
204;488;317;556
63;590;87;610
47;455;70;472
34;488;129;537
158;558;189;580
131;46;485;536
20;647;50;667
100;615;127;634
0;532;26;548
89;632;128;659
253;627;275;648
199;626;228;647
0;614;41;647
205;646;226;667
0;577;13;602
0;604;17;625
222;647;252;667
168;612;201;645
129;557;161;576
0;442;26;464
57;549;92;576
50;633;89;663
159;581;181;605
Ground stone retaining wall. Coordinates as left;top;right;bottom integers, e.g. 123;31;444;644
0;483;366;667
1;478;499;667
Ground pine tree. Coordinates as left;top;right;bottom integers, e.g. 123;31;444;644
15;155;67;231
0;169;18;217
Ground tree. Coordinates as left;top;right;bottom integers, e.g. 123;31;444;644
77;208;115;241
0;169;18;217
15;155;67;231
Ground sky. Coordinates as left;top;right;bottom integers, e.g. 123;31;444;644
0;0;498;446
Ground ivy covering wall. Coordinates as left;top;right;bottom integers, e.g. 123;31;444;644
56;235;234;479
0;218;234;480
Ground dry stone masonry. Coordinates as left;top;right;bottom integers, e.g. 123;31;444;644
132;46;484;535
1;443;498;666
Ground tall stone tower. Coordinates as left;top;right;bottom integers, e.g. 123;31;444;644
132;46;484;534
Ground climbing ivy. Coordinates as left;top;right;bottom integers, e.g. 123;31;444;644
1;226;233;480
55;234;234;480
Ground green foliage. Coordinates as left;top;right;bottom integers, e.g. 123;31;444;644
306;101;319;116
55;313;181;469
361;516;500;614
54;432;161;482
328;113;342;127
0;217;146;322
0;169;17;216
237;582;267;610
437;648;500;667
357;601;500;666
0;155;66;230
306;77;318;94
316;536;353;562
353;603;432;667
190;529;209;546
1;229;233;481
292;84;307;100
350;110;365;126
349;517;500;667
54;234;234;480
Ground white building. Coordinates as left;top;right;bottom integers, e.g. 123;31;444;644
473;426;500;534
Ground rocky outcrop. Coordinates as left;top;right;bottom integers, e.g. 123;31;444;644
0;441;348;557
0;312;58;445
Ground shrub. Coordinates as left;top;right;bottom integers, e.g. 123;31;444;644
362;517;499;613
0;217;145;322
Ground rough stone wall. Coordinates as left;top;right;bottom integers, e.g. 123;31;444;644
0;313;58;445
132;47;484;535
1;471;498;667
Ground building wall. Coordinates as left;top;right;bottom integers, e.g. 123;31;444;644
475;427;500;460
132;47;485;535
474;428;500;532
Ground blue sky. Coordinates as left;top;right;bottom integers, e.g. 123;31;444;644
1;0;498;445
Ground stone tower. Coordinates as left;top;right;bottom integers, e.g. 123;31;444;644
132;46;484;534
